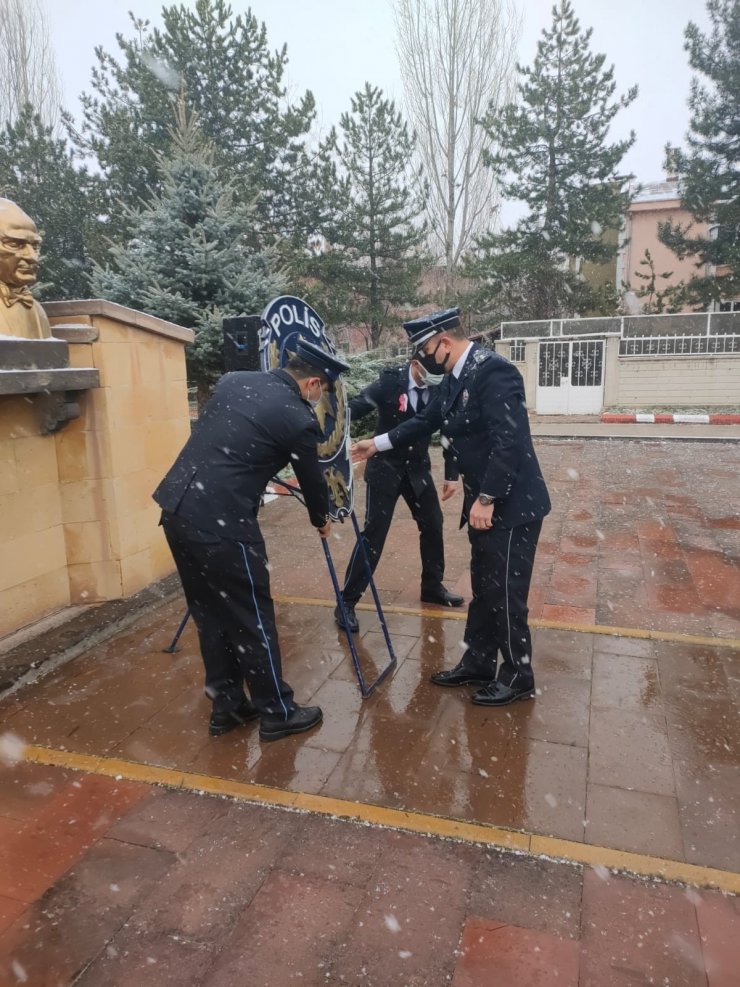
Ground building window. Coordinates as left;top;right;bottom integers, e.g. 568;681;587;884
718;299;740;312
510;340;526;362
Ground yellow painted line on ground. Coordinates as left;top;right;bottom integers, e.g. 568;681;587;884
273;594;740;651
23;744;740;895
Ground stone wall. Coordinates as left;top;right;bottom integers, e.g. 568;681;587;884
0;301;193;638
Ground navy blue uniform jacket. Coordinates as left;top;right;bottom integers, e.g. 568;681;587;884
385;345;551;529
350;364;458;496
153;369;329;541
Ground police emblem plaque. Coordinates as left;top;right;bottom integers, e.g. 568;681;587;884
259;296;353;520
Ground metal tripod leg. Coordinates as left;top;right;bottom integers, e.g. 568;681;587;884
322;511;397;698
162;607;190;653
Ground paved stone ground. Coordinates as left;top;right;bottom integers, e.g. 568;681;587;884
0;436;738;984
1;772;739;986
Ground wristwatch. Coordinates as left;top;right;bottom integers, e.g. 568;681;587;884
477;493;495;506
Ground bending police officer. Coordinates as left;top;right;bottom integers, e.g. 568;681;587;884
154;340;350;741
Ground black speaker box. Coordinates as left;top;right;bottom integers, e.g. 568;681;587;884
223;315;261;372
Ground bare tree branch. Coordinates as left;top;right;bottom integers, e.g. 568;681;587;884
395;0;521;296
0;0;62;131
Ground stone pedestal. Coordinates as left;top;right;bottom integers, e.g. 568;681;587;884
0;300;194;637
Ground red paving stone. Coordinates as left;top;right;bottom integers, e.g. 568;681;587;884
0;785;737;985
453;919;581;986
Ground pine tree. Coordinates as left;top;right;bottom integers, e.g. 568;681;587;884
659;0;740;307
630;248;684;314
73;0;317;247
93;102;286;402
465;0;637;320
310;84;428;350
0;105;103;299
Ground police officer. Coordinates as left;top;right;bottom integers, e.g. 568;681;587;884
336;358;464;632
352;309;551;707
154;340;350;741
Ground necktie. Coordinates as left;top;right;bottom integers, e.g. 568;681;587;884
411;386;427;410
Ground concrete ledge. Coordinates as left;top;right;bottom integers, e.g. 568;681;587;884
0;572;181;695
602;412;740;425
51;324;99;344
43;299;195;345
0;367;99;394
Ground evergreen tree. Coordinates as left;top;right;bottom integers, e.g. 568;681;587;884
0;105;103;299
311;84;428;350
73;0;317;247
93;102;285;402
464;0;637;320
630;248;684;314
659;0;740;307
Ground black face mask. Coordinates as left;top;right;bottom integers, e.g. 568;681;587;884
416;340;448;375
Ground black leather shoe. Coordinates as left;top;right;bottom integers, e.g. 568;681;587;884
334;603;359;633
259;704;323;742
209;699;260;737
420;585;465;607
430;662;492;687
471;680;536;707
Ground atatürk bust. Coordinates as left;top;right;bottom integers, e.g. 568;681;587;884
0;197;51;339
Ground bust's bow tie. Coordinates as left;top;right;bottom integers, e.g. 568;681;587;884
0;283;35;308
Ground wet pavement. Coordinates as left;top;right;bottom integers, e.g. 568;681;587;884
1;437;739;983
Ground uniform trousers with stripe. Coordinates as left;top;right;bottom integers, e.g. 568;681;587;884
342;470;444;605
162;514;294;719
462;520;542;689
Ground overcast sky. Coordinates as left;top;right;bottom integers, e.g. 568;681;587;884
46;0;710;221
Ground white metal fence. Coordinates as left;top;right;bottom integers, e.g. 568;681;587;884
619;334;740;357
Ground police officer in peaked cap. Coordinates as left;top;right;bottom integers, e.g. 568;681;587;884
153;339;350;741
335;344;464;634
352;308;551;707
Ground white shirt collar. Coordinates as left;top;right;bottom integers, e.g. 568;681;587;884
451;342;474;379
407;366;425;391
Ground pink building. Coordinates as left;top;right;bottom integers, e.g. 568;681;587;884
618;178;712;313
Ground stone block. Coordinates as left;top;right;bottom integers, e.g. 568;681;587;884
104;384;161;427
0;566;70;638
56;427;113;481
111;470;159;518
92;341;134;389
120;547;153;597
60;478;115;525
144;420;188;473
68;559;123;602
0;395;38;439
163;378;191;420
0;526;67;593
64;520;112;566
12;433;59;488
109;511;156;559
0;440;17;494
0;483;63;539
162;345;188;382
65;341;95;369
108;426;148;477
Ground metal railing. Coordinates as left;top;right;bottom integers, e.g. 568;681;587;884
619;334;740;357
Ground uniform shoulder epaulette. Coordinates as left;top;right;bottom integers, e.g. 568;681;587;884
473;348;492;365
